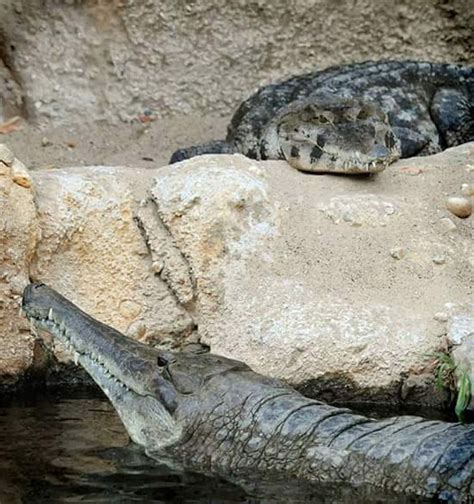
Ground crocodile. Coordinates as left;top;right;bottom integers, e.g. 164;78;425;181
170;60;474;174
22;283;474;502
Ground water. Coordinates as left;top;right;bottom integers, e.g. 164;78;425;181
0;390;436;503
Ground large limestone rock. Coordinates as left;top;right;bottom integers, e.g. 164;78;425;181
140;148;473;403
0;141;472;406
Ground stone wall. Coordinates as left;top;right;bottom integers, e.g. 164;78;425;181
0;0;472;125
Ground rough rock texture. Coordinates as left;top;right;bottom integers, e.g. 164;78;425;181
0;0;472;125
0;142;472;406
0;157;195;386
0;144;37;383
146;147;473;403
30;166;195;353
0;56;24;123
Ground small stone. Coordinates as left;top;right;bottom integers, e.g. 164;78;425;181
446;196;472;219
434;312;448;323
461;183;474;197
438;217;457;231
41;137;52;147
11;158;32;189
0;144;14;166
448;314;474;345
390;247;405;260
432;256;446;265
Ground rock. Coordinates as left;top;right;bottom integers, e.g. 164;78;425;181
30;166;195;355
11;158;32;189
0;144;15;166
452;342;474;412
0;159;196;385
434;312;448;323
442;303;474;411
0;1;471;125
446;305;474;346
390;247;405;260
141;147;472;401
446;195;472;219
41;137;51;147
1;143;473;406
461;183;474;197
0;58;25;123
0;144;38;384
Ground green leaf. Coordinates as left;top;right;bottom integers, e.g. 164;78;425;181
455;371;472;423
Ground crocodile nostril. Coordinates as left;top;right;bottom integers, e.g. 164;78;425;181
157;356;168;368
33;283;45;290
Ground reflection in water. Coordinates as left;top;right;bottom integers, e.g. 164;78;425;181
0;391;433;503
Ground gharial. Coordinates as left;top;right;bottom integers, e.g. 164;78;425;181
23;283;474;503
170;60;474;174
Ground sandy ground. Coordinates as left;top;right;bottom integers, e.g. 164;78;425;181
3;115;229;170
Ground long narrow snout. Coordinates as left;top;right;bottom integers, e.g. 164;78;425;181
22;283;177;411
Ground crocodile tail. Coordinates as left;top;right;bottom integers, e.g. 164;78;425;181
169;140;237;164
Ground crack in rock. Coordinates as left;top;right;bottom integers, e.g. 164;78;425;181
135;197;195;307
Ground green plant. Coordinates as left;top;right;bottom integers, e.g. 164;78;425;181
430;351;472;422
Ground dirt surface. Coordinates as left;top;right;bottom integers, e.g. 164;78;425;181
3;115;229;170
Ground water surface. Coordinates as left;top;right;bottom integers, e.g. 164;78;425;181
0;391;436;503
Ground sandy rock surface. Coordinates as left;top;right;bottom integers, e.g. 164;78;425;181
30;166;195;352
150;149;473;404
0;142;472;407
0;144;37;383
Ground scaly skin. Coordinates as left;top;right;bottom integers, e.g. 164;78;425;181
22;283;474;502
170;60;474;174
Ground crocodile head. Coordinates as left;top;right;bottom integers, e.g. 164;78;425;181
261;94;401;174
22;283;247;453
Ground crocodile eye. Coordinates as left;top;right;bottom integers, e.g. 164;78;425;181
157;356;168;367
357;105;372;120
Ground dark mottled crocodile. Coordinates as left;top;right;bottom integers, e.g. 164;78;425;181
23;283;474;502
170;60;474;174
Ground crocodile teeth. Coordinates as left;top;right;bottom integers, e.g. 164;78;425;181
74;352;79;366
48;308;53;320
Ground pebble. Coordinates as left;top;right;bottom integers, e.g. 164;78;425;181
432;256;446;265
434;312;449;323
390;247;405;260
0;144;14;166
461;183;474;197
11;158;32;189
41;136;52;147
446;196;472;219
